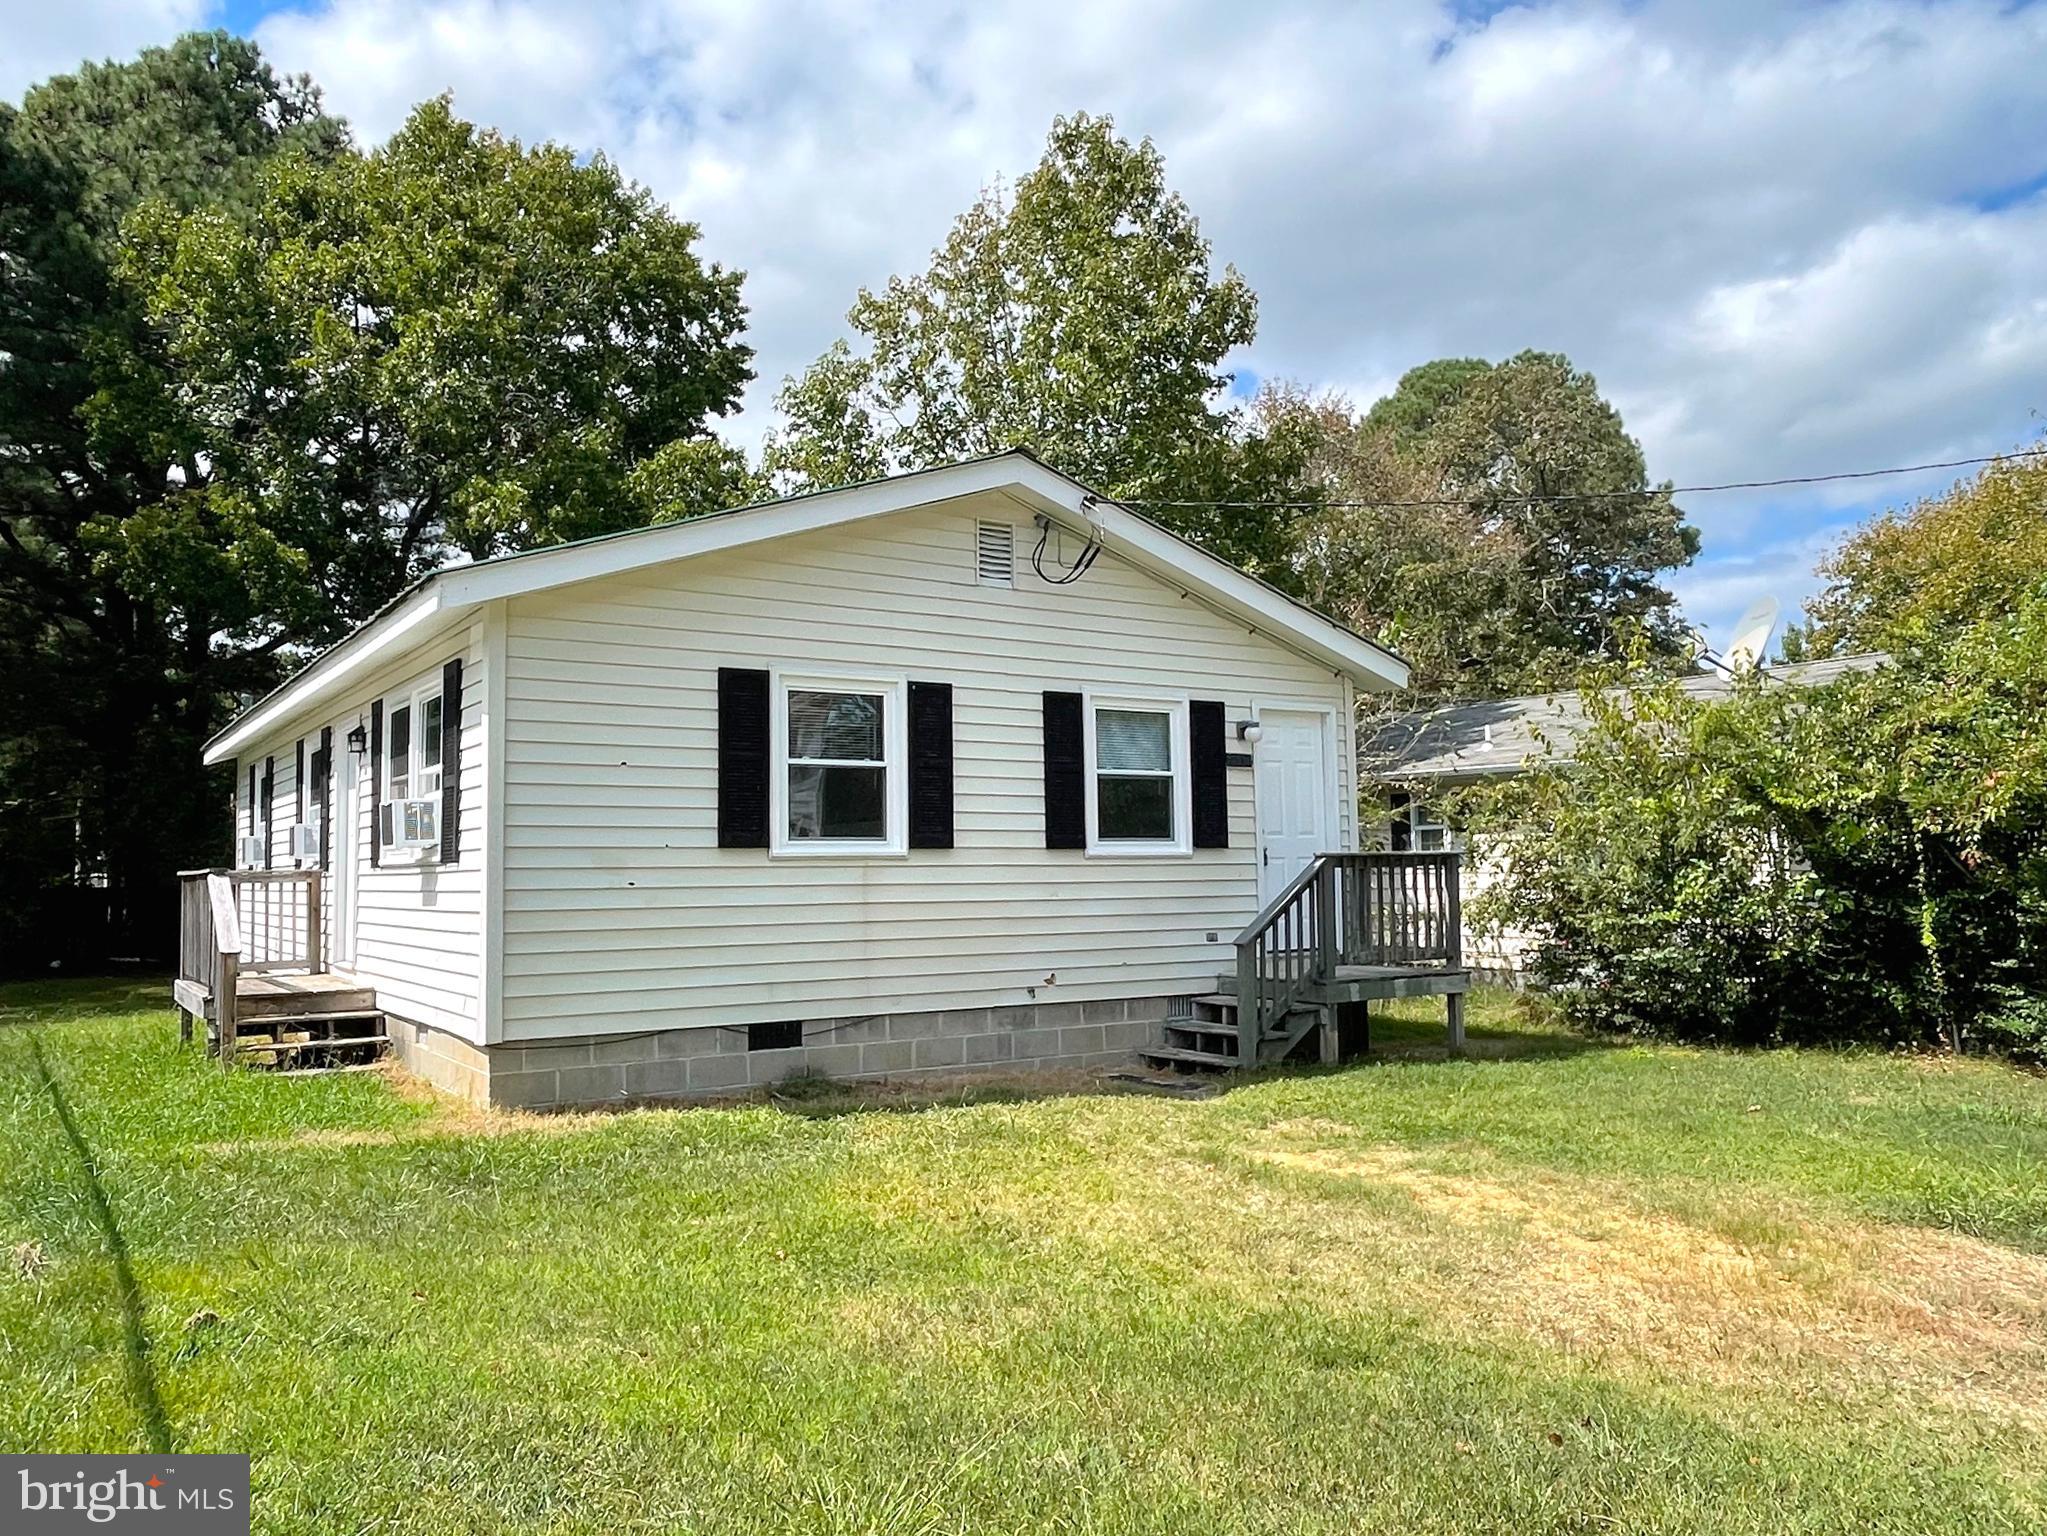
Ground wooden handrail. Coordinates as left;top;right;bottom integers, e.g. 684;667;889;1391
176;866;324;1065
1234;849;1465;1054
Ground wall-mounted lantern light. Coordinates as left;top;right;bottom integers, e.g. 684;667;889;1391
1236;720;1264;745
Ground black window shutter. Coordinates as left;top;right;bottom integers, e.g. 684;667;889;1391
369;700;383;868
908;681;954;849
717;667;771;848
317;727;333;871
1190;700;1229;849
1389;789;1413;851
1043;691;1086;850
295;737;306;837
247;765;256;840
262;756;275;869
441;657;464;864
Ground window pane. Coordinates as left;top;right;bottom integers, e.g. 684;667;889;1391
1096;708;1170;773
1098;774;1173;841
788;690;884;761
788;765;887;840
421;694;443;769
388;703;410;796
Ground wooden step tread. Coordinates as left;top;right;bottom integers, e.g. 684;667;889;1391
1140;1044;1242;1070
1189;993;1241;1010
226;1009;384;1026
237;1035;390;1054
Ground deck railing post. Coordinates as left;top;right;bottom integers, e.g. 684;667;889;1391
305;869;323;973
1315;859;1337;982
1445;850;1466;1053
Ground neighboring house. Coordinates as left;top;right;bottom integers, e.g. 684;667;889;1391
1360;653;1886;977
186;450;1427;1108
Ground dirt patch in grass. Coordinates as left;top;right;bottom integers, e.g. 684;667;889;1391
1239;1128;2047;1427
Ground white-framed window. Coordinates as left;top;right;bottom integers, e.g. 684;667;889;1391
385;680;443;804
1407;800;1459;852
1085;694;1190;855
380;677;443;855
771;673;906;855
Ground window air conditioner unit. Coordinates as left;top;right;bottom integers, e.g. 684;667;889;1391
289;823;319;861
380;798;440;851
237;835;266;867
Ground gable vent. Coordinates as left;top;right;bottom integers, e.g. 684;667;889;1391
975;520;1015;587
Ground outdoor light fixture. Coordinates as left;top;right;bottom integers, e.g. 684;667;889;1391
1236;720;1264;745
346;720;368;758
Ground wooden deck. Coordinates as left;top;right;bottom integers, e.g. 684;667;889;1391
174;971;376;1018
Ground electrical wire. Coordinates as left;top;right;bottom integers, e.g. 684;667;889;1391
1032;515;1103;584
1108;446;2047;512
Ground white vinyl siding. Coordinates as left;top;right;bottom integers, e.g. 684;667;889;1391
230;617;489;1043
496;491;1355;1040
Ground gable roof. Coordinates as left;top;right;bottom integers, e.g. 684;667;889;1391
204;450;1408;764
1360;654;1887;783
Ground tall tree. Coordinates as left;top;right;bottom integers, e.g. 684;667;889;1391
0;33;346;965
765;112;1312;578
122;96;753;637
1786;444;2047;660
1284;353;1698;694
0;40;754;968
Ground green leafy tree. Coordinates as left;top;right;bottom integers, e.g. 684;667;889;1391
1470;460;2047;1053
123;96;753;635
0;40;754;969
1285;353;1698;694
1788;442;2047;659
765;112;1312;579
0;33;346;966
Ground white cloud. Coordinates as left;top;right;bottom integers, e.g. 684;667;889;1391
0;0;208;102
12;0;2047;628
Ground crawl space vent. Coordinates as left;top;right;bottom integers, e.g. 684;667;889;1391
976;520;1015;587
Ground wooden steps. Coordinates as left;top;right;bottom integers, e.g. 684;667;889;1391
182;969;392;1075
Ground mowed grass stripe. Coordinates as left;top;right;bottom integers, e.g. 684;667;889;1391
1;980;2043;1533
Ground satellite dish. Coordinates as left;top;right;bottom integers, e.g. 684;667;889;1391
1724;596;1780;672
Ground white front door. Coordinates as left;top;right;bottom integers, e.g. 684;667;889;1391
333;745;359;968
1254;709;1332;908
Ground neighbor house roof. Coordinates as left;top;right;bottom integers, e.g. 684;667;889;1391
1360;654;1887;783
205;450;1409;765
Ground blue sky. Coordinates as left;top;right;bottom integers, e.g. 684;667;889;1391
10;0;2047;653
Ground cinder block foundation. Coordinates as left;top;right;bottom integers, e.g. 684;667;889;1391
384;996;1175;1111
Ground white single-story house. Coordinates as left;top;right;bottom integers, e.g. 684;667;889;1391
180;450;1465;1108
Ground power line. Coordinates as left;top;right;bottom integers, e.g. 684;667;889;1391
1104;446;2047;512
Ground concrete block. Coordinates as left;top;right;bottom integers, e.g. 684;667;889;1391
1099;1020;1144;1052
489;1070;559;1109
1031;1002;1086;1028
746;1048;809;1085
859;1040;916;1074
591;1035;661;1066
555;1064;627;1103
799;1043;863;1078
825;1016;888;1044
687;1053;750;1092
887;1010;950;1040
623;1059;690;1098
988;1005;1038;1030
1082;998;1130;1024
961;1032;1013;1065
517;1042;594;1072
1009;1028;1062;1061
656;1029;723;1059
914;1035;966;1068
940;1007;993;1034
1057;1025;1105;1056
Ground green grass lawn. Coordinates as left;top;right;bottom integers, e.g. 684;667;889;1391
4;978;2044;1534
